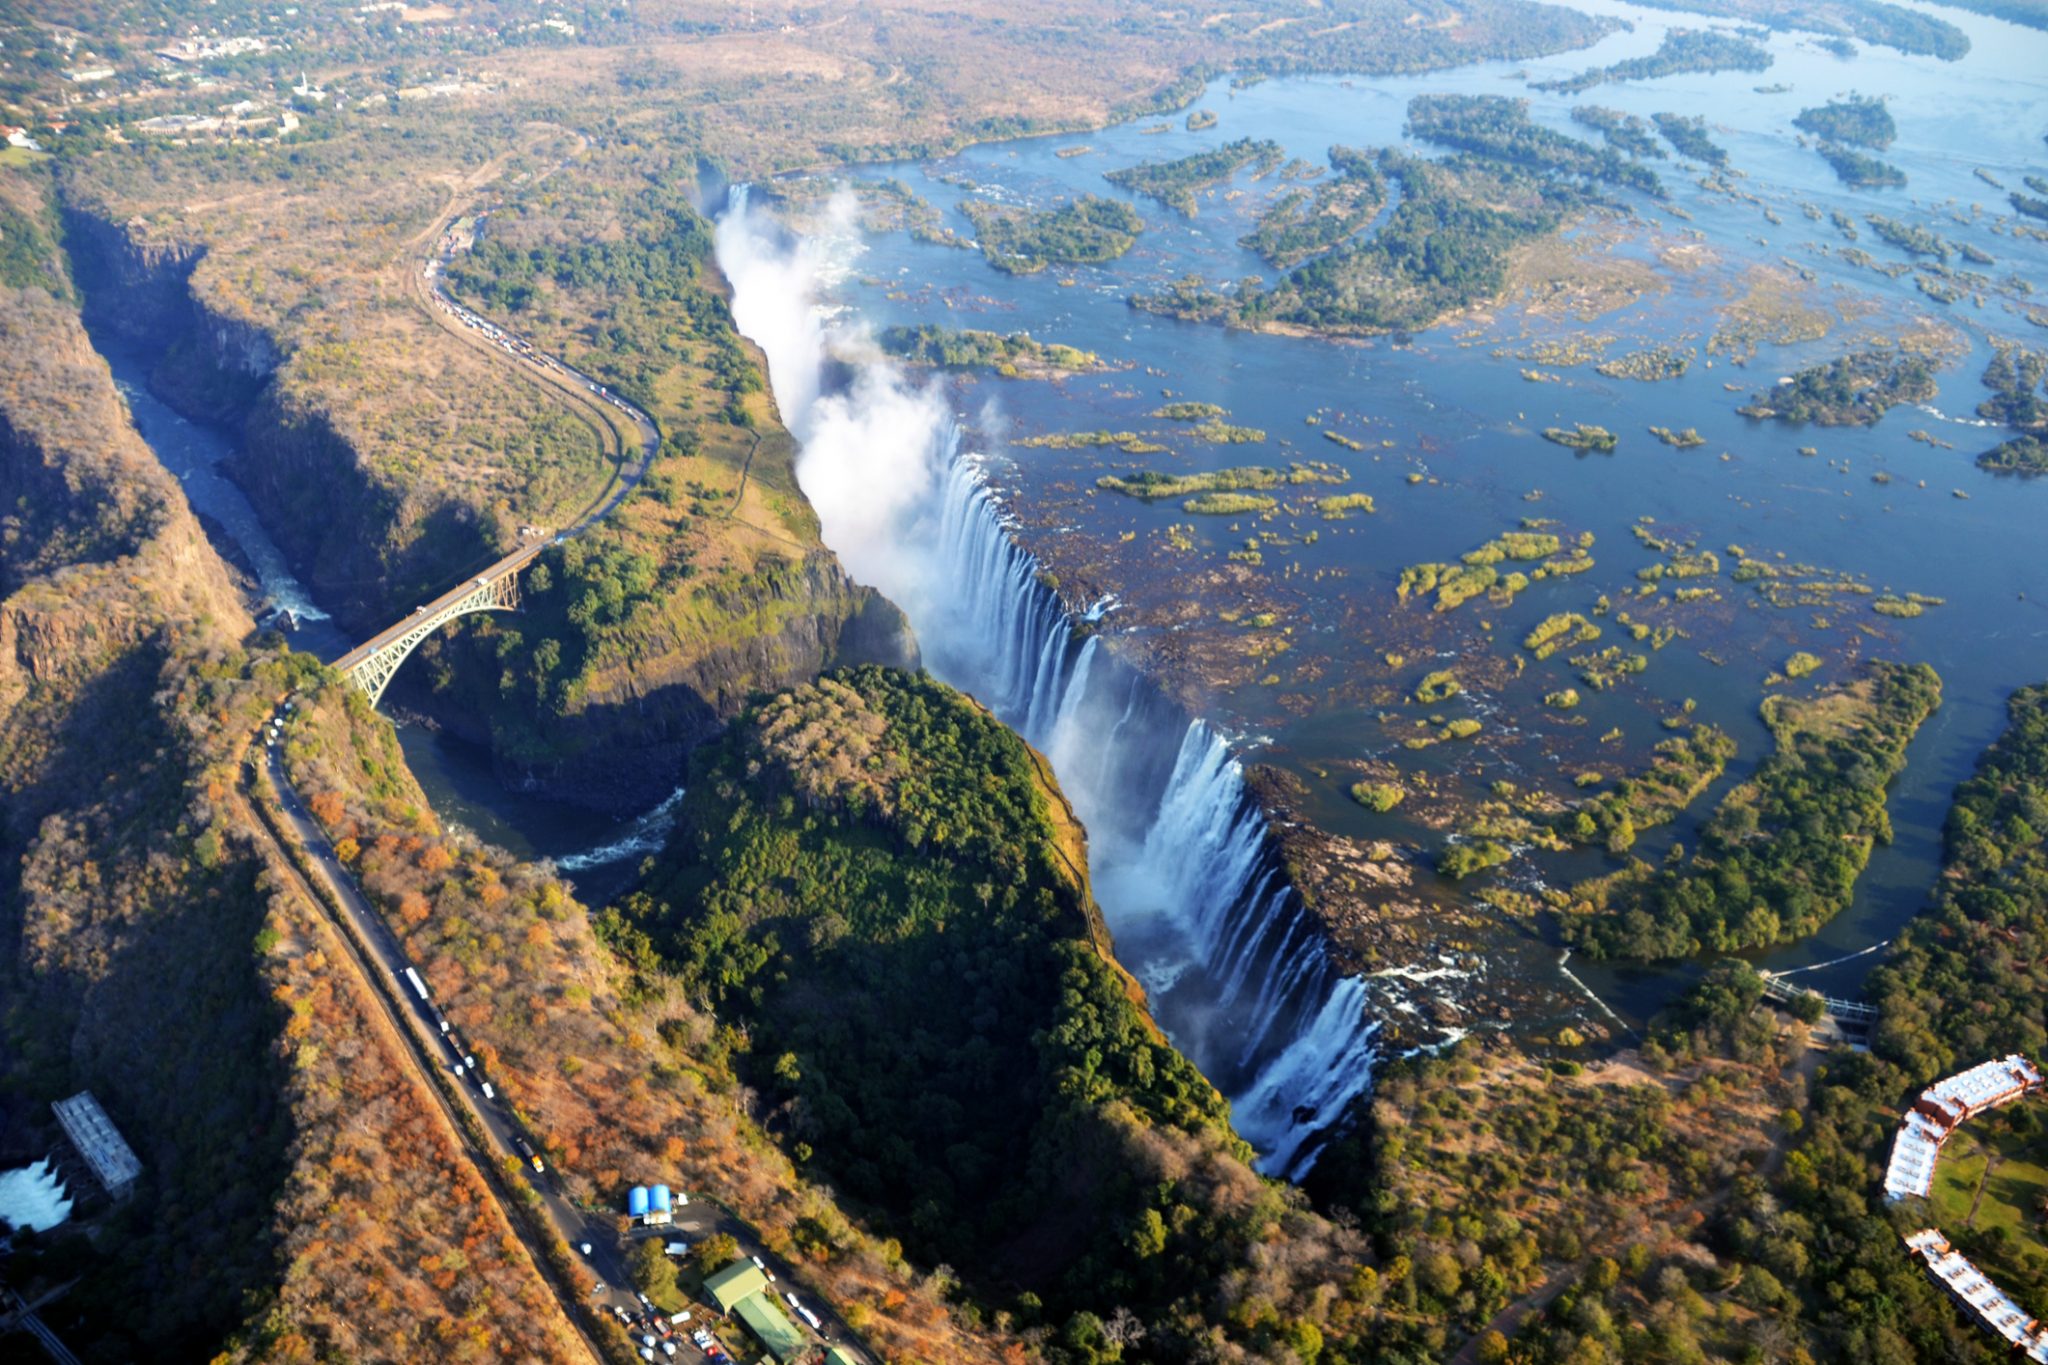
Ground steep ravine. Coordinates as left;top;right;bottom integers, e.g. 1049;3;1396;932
60;201;915;814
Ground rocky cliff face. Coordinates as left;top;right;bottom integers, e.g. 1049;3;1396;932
416;551;918;812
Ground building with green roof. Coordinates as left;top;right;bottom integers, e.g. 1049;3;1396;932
826;1348;862;1365
702;1260;768;1314
733;1293;807;1363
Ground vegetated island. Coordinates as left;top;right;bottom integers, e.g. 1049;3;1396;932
1979;436;2048;474
1599;0;1970;58
1104;137;1280;216
1739;347;1938;426
1096;464;1343;498
1397;527;1596;611
1978;345;2048;432
1793;93;1896;148
1551;724;1739;852
878;323;1106;377
1815;142;1907;188
1533;28;1772;96
1543;423;1620;453
1238;146;1387;267
1134;95;1660;338
1649;425;1707;447
1652;111;1730;166
959;195;1143;274
1561;660;1942;959
1570;106;1667;160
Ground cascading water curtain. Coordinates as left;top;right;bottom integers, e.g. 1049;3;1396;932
716;192;1380;1176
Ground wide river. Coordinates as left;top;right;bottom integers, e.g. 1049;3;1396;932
773;0;2048;1021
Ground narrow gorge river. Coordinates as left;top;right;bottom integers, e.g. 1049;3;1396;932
101;345;655;891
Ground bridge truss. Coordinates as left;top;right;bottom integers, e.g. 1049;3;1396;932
337;569;523;706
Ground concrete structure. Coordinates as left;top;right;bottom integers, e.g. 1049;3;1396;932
50;1093;140;1199
703;1261;769;1315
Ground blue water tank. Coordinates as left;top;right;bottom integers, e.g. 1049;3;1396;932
651;1184;671;1213
628;1186;650;1218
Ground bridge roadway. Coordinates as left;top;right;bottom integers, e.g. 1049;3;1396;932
329;214;659;696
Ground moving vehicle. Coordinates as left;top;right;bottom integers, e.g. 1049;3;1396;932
404;967;430;1001
515;1137;545;1173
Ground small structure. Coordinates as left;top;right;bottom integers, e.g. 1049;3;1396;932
732;1293;807;1364
50;1093;140;1199
703;1260;768;1315
826;1348;862;1365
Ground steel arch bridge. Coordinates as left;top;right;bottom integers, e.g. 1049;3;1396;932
332;547;539;706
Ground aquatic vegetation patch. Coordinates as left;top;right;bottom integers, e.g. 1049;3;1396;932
1314;493;1376;518
1597;346;1692;381
1551;725;1737;852
1543;423;1619;453
1150;401;1227;421
1350;781;1406;812
1414;669;1462;704
1524;613;1602;660
1793;94;1896;150
1652;112;1728;166
879;324;1104;375
1648;425;1706;448
1183;492;1278;515
1979;435;2048;474
1096;464;1341;498
1025;430;1167;454
1784;651;1824;679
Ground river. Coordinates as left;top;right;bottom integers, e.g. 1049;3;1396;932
714;0;2048;1160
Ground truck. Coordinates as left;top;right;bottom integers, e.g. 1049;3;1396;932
479;1081;495;1101
404;967;430;1002
514;1137;545;1173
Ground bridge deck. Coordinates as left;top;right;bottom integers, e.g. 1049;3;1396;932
331;539;548;674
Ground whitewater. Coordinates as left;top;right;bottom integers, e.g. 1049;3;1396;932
714;192;1379;1176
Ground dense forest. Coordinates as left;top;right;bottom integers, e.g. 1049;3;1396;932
610;667;1381;1362
1563;662;1942;959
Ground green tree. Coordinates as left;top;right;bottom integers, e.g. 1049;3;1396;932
631;1236;679;1304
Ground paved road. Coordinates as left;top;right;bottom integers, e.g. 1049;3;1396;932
330;184;660;676
258;721;871;1363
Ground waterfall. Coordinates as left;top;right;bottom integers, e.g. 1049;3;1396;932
714;194;1380;1177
